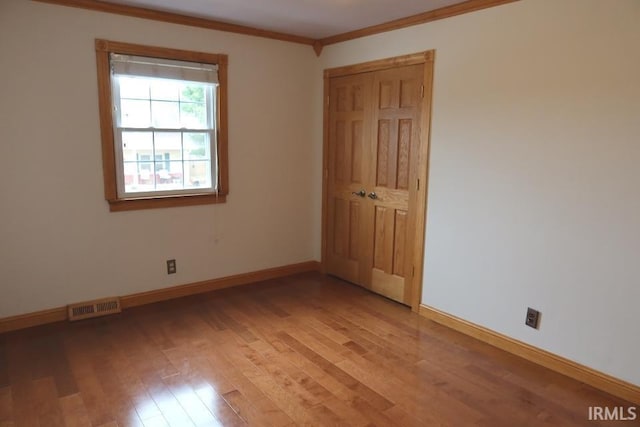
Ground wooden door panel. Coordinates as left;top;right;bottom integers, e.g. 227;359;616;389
373;205;392;273
374;117;414;190
350;121;364;183
371;268;405;303
369;188;408;208
332;198;362;260
375;119;397;188
378;80;396;109
365;64;424;304
372;206;408;276
328;197;360;282
327;74;372;285
369;202;411;303
349;201;361;261
393;210;408;277
334;120;346;183
396;118;413;190
375;70;422;192
336;83;365;112
332;197;348;257
334;119;366;186
400;79;420;108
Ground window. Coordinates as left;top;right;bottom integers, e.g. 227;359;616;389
95;39;228;211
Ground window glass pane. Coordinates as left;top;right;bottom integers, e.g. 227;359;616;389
166;160;184;178
184;160;212;189
180;103;206;129
123;160;155;193
121;132;153;162
154;132;182;160
151;101;180;128
138;161;154;182
155;163;172;188
150;79;180;101
119;77;150;100
181;84;209;129
122;161;137;188
156;161;184;190
121;99;151;127
180;84;205;103
184;133;210;160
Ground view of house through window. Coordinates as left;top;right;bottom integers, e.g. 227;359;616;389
111;55;218;198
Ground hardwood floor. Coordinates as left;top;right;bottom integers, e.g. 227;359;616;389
0;272;633;426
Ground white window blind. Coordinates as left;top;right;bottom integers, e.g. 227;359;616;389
110;53;219;84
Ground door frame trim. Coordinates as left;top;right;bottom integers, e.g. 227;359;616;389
321;50;435;312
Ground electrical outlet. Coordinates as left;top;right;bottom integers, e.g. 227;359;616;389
167;259;177;274
525;307;540;329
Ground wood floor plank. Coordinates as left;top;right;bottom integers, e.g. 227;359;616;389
92;356;145;426
5;382;37;426
5;340;39;427
220;389;276;427
220;310;370;426
0;273;634;427
51;349;79;398
0;338;8;389
0;387;12;423
271;340;389;425
210;332;314;426
58;393;94;427
162;343;251;427
344;352;486;425
384;403;445;427
141;414;170;427
149;386;196;427
31;377;66;427
103;341;163;422
320;395;370;427
248;339;333;406
196;337;294;427
104;320;196;427
193;383;246;427
277;331;395;411
163;375;221;427
65;350;115;426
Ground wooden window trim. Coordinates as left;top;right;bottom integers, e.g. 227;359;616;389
95;39;229;212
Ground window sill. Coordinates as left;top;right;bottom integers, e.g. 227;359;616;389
108;193;227;212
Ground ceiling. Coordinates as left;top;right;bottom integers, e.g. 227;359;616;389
101;0;464;40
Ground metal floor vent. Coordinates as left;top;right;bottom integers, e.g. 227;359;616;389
68;297;121;321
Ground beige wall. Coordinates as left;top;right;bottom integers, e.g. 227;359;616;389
318;0;640;385
0;0;319;317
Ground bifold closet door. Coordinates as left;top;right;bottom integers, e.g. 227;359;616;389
326;64;424;305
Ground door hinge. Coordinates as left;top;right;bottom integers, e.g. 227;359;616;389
420;84;424;98
326;95;330;106
324;168;329;179
417;178;420;191
412;266;415;277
